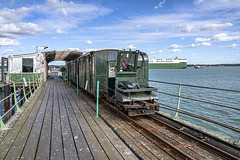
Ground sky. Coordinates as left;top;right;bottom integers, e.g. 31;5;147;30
0;0;240;65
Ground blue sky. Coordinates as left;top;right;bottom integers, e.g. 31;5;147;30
0;0;240;64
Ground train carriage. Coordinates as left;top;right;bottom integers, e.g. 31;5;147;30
66;49;159;116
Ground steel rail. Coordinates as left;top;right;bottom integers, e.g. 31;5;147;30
155;90;240;111
149;80;240;93
148;115;240;160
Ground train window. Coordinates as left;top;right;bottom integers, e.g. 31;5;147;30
120;53;135;72
108;51;118;62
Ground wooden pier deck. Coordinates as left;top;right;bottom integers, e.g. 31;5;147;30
0;74;137;160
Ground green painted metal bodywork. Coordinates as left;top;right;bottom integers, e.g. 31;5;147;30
67;49;158;103
149;62;187;69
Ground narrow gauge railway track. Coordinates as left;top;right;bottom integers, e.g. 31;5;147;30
132;115;240;159
72;85;239;160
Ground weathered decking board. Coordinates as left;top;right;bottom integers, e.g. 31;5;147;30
0;74;137;160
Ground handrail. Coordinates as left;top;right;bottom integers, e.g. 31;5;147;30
0;73;43;131
149;80;240;93
155;90;240;111
149;79;240;142
158;102;240;133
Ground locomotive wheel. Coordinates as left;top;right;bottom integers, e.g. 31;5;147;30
117;105;125;112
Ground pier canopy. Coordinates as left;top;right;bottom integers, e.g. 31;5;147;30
44;50;83;63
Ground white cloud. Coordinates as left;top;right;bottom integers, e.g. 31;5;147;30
55;29;67;34
187;42;211;48
168;49;181;53
194;0;240;12
200;23;233;31
0;38;20;47
0;7;32;24
1;49;14;55
0;23;44;38
194;37;211;42
195;0;205;5
85;40;93;45
218;43;239;48
168;44;183;49
83;48;98;53
68;48;79;51
154;0;166;9
181;24;195;33
228;44;238;48
127;44;136;49
46;0;59;7
61;8;68;16
40;0;113;32
211;33;240;42
150;50;163;54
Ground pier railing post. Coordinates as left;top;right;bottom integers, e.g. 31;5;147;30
174;84;182;119
0;116;9;131
96;81;99;118
28;78;33;97
77;75;79;95
22;78;29;102
32;76;36;93
236;137;240;146
36;74;40;89
13;82;22;112
69;73;71;86
66;72;68;84
40;74;43;84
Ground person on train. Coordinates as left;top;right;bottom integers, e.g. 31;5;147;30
121;61;134;72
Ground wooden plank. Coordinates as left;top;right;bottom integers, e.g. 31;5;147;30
78;89;167;160
0;83;48;159
35;80;54;159
50;81;64;160
60;84;108;160
63;87;124;160
58;84;93;160
67;87;138;160
19;80;52;160
57;82;79;160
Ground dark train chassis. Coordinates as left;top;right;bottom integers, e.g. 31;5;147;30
107;98;159;117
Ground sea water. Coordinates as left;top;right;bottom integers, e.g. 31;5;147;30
149;66;240;140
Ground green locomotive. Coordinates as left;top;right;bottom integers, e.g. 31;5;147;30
66;49;159;116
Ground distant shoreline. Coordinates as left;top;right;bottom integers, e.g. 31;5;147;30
187;64;240;67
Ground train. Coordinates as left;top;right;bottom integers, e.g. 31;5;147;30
66;49;159;116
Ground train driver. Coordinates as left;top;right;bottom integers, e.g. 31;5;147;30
121;60;134;72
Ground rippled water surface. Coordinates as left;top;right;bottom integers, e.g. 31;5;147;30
149;66;240;140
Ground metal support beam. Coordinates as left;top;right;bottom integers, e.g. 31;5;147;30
174;84;182;119
13;82;22;112
96;81;99;118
